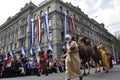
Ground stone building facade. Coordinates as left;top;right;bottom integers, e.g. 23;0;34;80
0;0;118;59
0;2;37;57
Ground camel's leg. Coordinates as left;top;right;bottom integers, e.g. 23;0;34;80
94;63;97;73
98;64;101;72
87;61;90;75
82;64;87;76
98;61;101;72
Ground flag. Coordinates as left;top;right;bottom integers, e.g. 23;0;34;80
37;15;41;42
38;45;42;52
64;11;67;38
30;18;34;45
70;15;75;36
22;47;26;55
62;41;67;49
4;53;8;60
48;43;53;51
10;51;14;57
30;48;34;55
44;11;50;40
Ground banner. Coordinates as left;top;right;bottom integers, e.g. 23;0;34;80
70;15;75;36
37;15;41;42
64;11;67;38
30;18;34;45
44;11;50;40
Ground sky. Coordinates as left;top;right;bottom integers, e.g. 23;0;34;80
0;0;120;35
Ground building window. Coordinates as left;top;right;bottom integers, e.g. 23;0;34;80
15;28;18;37
88;32;92;37
10;44;12;50
79;17;83;21
3;47;4;52
0;39;1;45
67;22;70;31
48;19;52;27
21;40;24;47
41;22;44;29
19;39;25;47
40;10;44;16
14;43;17;49
49;32;53;41
34;14;37;20
48;6;51;13
61;19;64;31
7;46;8;52
74;14;76;19
34;37;37;45
20;26;24;35
76;26;79;32
41;33;44;43
23;18;27;24
61;32;64;41
34;26;37;32
59;6;62;12
66;10;69;16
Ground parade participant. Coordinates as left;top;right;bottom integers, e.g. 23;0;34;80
98;43;110;73
109;52;113;68
24;58;30;75
37;50;48;76
4;54;12;77
62;34;83;80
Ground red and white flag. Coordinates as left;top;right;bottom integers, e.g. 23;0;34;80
37;15;41;42
70;15;75;36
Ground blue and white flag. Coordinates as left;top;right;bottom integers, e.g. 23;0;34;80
30;18;34;45
4;53;8;60
62;41;67;49
64;11;67;38
38;45;42;52
22;47;26;55
44;11;50;40
30;48;34;55
10;51;14;57
48;43;53;51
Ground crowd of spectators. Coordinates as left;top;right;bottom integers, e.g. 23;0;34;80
0;53;65;78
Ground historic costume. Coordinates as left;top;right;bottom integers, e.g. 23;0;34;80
98;44;110;73
37;51;48;76
63;34;82;80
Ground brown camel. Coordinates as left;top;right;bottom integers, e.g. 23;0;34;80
78;36;102;76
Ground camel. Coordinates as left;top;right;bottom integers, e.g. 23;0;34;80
78;36;102;76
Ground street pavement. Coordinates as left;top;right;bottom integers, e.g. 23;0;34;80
1;64;120;80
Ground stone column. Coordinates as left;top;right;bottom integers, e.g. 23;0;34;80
52;15;62;58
